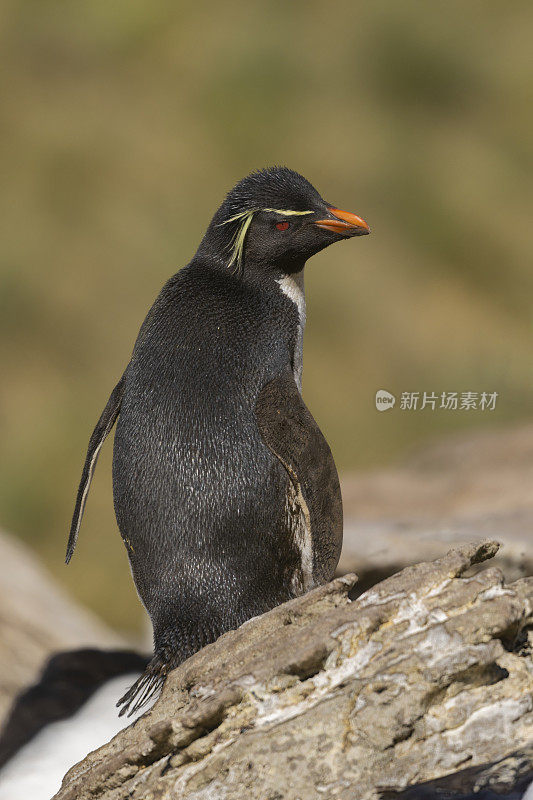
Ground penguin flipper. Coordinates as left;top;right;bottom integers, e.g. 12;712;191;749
65;373;126;564
255;371;343;587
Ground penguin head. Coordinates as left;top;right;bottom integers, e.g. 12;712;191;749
199;167;370;276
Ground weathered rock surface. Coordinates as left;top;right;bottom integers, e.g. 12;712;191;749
55;541;533;800
340;425;533;591
0;531;124;725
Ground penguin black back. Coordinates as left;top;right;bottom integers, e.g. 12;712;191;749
66;167;370;715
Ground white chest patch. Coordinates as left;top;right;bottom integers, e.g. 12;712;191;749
276;271;306;391
273;270;313;593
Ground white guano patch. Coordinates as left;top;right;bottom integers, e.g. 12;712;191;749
244;637;382;730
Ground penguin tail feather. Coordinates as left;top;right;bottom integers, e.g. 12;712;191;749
116;652;168;718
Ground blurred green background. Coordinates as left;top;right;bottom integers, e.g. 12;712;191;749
1;0;532;635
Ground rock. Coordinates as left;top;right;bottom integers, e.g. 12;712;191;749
0;531;125;726
340;425;533;592
55;541;532;800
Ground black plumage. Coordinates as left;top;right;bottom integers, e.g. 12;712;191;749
66;167;370;715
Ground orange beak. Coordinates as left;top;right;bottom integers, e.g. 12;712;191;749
314;207;370;236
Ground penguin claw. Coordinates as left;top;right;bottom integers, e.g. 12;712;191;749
116;658;167;717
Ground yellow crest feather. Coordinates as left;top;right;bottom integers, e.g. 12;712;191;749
219;208;313;272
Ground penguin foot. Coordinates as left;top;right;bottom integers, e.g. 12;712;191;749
116;652;167;718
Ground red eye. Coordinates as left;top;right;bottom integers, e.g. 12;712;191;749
276;221;290;231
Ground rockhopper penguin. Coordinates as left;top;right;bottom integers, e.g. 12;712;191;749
65;167;370;715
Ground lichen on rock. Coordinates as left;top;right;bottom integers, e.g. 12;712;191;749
55;540;532;800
